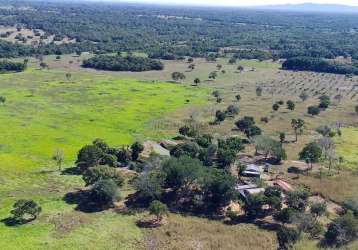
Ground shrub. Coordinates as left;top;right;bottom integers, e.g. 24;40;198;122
10;200;42;223
277;227;301;250
310;202;327;217
149;200;168;222
83;166;124;186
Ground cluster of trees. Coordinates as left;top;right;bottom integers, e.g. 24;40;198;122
82;54;163;72
282;57;358;75
73;139;145;207
235;116;262;139
0;60;27;72
307;95;331;116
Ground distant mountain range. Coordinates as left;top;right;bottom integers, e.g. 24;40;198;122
253;3;358;13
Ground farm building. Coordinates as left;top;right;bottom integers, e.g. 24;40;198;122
242;164;262;177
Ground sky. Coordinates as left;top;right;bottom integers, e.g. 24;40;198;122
106;0;358;6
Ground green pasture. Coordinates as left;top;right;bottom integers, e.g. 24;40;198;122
0;67;208;249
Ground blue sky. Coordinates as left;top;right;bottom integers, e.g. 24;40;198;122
102;0;358;6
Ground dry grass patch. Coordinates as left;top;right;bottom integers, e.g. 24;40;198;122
145;214;277;250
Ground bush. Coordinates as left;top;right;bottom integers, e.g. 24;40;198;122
170;142;200;158
310;202;327;217
0;60;27;72
10;200;42;223
277;227;301;250
149;200;168;221
83;165;124;186
131;141;144;161
76;145;103;170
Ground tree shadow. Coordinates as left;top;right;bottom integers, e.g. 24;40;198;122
63;190;111;213
61;166;81;176
0;217;35;227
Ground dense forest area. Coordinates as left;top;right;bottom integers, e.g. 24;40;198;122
282;57;358;75
82;54;163;71
1;0;358;60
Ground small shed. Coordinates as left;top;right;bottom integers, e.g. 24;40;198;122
242;164;262;177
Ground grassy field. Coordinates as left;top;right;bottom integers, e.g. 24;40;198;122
0;66;209;249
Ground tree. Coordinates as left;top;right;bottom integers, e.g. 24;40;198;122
65;72;72;81
286;100;295;111
235;116;255;131
170;142;200;158
179;125;197;137
171;72;185;81
237;65;244;72
216;64;222;70
355;105;358;115
277;226;301;250
299;142;322;170
188;63;195;71
195;134;212;148
149;200;168;222
310;202;327;217
245;193;266;218
135;170;165;202
76;145;103;170
193;78;200;86
291;118;305;142
215;110;226;123
39;62;48;69
91;179;120;206
208;71;217;80
53;148;64;171
307;105;320;116
228;57;236;64
226;105;239;116
244;125;262;139
235;94;241;101
319;95;331;109
131;141;144;161
10;200;42;223
279;132;286;144
187;57;193;63
264;186;282;211
299;92;309;102
203;168;236;210
162;156;204;192
325;211;358;246
286;188;310;211
275;207;298;224
256;86;262;96
217;148;236;168
83;165;124;186
0;95;6;105
272;103;280;111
